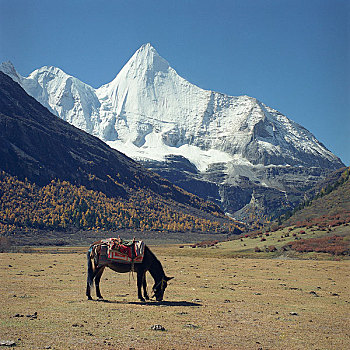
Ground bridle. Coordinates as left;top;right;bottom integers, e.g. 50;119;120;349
152;278;166;298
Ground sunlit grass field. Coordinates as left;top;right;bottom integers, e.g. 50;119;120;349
155;223;350;260
1;243;349;349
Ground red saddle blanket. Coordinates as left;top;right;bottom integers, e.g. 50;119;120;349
101;238;145;264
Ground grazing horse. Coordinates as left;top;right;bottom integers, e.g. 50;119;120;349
86;240;173;302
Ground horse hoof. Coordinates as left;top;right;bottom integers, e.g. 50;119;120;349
87;296;93;301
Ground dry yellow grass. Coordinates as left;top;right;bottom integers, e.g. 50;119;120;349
1;250;349;349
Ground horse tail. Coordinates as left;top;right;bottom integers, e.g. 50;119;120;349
87;246;95;288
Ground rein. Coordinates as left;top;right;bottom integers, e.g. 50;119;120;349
128;269;135;286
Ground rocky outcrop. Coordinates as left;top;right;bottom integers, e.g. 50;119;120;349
141;156;333;222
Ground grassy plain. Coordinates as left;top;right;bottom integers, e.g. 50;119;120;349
156;223;350;260
1;245;350;349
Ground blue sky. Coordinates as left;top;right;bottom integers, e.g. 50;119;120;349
0;0;349;165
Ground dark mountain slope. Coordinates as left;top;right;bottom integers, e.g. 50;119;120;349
0;71;221;214
281;167;350;227
306;166;350;198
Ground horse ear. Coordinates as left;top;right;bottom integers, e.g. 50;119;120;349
165;276;174;281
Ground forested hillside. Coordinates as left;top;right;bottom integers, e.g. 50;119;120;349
0;172;241;236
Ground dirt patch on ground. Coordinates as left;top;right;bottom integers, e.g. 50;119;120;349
1;251;349;349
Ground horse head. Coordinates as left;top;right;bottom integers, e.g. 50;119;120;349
152;276;174;301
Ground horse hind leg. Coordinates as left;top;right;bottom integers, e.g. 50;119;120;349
94;266;105;300
142;273;149;300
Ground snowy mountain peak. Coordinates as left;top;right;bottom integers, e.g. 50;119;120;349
105;43;171;86
138;42;158;55
28;65;70;79
141;42;155;50
131;43;169;71
0;61;21;83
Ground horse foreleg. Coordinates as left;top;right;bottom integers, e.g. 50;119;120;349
86;251;95;300
86;281;93;300
95;266;105;299
137;271;146;302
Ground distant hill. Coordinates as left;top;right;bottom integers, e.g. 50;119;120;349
0;72;242;241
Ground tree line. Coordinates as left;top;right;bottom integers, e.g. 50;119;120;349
0;172;240;235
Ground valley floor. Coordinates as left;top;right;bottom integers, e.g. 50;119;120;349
1;250;349;349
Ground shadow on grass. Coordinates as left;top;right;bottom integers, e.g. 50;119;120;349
91;299;201;307
129;300;202;307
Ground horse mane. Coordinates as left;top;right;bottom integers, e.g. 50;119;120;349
145;245;166;279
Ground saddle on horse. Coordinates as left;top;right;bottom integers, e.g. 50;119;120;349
98;237;145;265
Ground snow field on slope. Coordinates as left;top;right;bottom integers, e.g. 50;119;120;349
107;130;234;172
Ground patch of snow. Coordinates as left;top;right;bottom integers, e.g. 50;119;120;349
107;130;233;172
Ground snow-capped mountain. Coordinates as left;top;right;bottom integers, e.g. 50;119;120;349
1;44;342;170
0;61;101;133
1;44;344;221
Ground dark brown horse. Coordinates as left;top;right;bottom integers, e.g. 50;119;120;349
86;240;173;302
